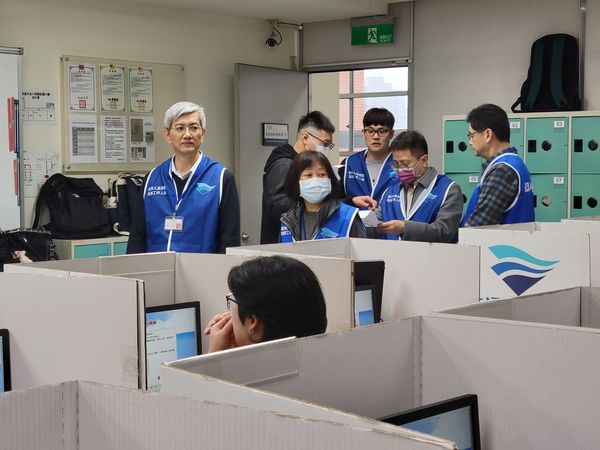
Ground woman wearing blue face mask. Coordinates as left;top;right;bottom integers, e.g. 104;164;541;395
280;151;366;242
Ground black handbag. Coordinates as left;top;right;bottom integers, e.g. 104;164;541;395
0;229;58;271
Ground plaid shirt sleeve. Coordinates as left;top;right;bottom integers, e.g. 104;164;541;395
464;163;519;227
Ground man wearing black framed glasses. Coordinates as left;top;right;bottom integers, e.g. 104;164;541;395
339;108;399;214
260;111;336;244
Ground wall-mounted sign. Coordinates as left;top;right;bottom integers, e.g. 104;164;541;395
351;23;394;45
262;123;289;147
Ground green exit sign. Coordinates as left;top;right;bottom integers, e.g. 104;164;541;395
351;23;394;46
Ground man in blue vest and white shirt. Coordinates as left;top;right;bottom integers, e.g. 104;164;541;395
461;104;534;227
339;108;399;210
377;130;463;243
127;101;240;254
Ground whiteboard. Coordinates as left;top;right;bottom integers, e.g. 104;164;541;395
0;50;22;230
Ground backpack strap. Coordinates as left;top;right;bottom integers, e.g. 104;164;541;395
550;34;568;108
523;37;546;111
32;173;64;229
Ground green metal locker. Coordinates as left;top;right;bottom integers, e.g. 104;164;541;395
571;174;600;217
530;173;568;222
508;118;525;159
446;172;479;213
571;116;600;173
525;117;568;173
444;120;482;173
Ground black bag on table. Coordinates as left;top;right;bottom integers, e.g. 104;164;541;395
109;173;145;233
0;229;58;271
32;173;111;239
511;33;581;113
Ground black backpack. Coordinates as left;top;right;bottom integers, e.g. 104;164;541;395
109;173;145;233
511;33;581;113
0;229;58;271
32;173;111;239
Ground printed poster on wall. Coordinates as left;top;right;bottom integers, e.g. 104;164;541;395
21;90;57;123
68;64;96;111
69;114;97;164
100;65;125;112
22;147;60;198
100;116;127;163
129;116;155;162
129;67;153;113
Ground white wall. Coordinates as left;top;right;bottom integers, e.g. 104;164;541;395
0;0;296;226
412;0;580;169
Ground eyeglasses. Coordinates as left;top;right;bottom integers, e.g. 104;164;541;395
467;131;481;139
226;292;238;312
363;127;391;137
306;131;335;150
391;161;417;171
170;124;202;135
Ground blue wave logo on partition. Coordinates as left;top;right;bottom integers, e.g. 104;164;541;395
320;228;340;239
196;182;215;195
488;245;560;296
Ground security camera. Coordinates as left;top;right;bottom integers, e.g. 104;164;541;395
265;33;279;48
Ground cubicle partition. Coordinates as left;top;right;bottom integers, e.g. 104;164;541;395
228;238;481;321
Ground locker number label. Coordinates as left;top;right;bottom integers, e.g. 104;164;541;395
553;176;565;185
468;176;479;183
509;121;521;129
553;120;566;129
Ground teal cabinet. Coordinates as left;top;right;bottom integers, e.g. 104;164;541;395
446;172;479;212
531;174;568;222
508;118;525;159
113;241;128;256
444;120;482;173
73;243;111;259
525;117;568;173
571;116;600;173
571;174;600;217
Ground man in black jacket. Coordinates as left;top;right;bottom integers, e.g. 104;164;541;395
260;111;335;244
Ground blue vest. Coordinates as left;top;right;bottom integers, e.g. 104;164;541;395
280;202;359;243
343;150;399;205
144;154;225;253
461;150;535;226
381;174;457;242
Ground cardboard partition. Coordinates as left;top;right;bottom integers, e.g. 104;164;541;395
0;272;143;390
459;227;590;300
0;380;455;450
230;238;481;321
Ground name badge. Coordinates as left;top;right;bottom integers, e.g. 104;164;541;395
164;216;184;231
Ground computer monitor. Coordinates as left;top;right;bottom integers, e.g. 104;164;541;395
354;260;384;324
380;394;481;450
145;302;201;392
0;329;11;393
354;284;376;326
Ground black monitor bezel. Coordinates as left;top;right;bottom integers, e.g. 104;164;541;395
145;301;202;388
380;394;481;450
0;329;11;392
354;284;377;327
353;260;385;323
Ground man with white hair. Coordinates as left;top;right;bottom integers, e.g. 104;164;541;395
127;101;240;254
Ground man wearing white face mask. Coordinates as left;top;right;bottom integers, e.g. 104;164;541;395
376;131;463;243
280;151;366;242
261;111;336;244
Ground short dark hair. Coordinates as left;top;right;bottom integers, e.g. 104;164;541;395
390;130;428;158
228;255;328;341
466;103;510;142
297;111;335;134
363;108;395;129
284;150;340;200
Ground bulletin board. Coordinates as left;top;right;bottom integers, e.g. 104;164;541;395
60;55;185;173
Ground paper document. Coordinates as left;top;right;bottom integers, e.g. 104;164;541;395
359;210;378;227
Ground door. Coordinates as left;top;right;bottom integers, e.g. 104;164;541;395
234;64;308;245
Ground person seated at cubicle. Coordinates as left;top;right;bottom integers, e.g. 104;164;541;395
126;101;240;254
376;130;463;243
279;151;366;242
205;255;327;353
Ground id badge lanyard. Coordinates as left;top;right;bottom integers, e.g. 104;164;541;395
165;175;194;251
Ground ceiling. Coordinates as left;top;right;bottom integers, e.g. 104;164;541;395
120;0;396;23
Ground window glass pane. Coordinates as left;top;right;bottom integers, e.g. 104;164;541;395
338;98;350;153
338;71;350;95
353;67;408;93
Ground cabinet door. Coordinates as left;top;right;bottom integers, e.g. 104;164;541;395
531;174;567;222
571;116;600;173
571;174;600;217
73;243;111;259
444;120;482;173
525;117;568;173
446;172;479;213
508;118;525;159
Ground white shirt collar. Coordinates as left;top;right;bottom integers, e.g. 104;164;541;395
170;152;203;179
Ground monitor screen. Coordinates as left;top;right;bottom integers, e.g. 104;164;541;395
354;260;385;324
380;394;480;450
0;329;11;393
354;285;376;326
145;302;201;392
